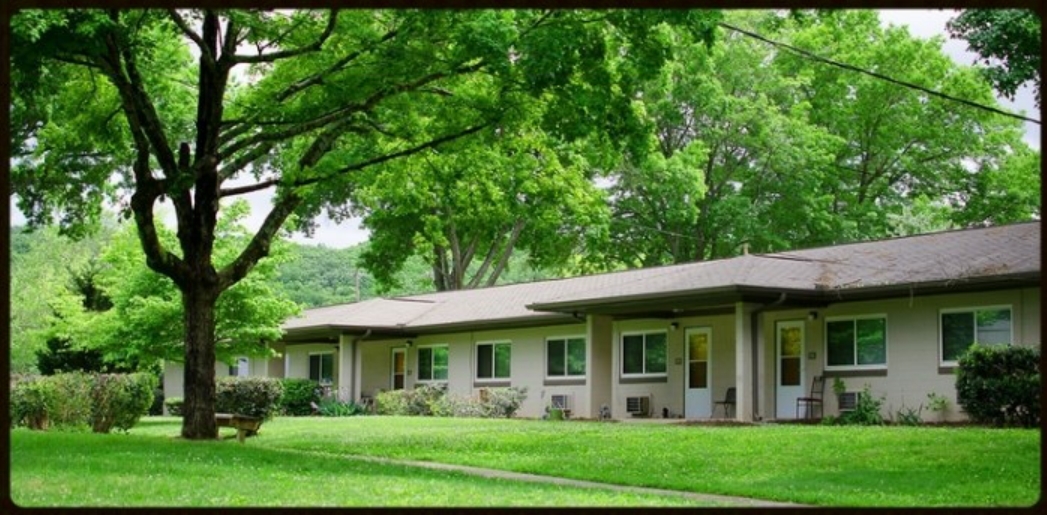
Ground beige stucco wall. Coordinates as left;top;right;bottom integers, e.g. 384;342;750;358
799;287;1040;422
161;360;232;415
283;342;340;387
611;318;676;418
250;287;1040;422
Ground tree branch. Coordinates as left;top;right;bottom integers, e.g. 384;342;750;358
217;192;303;290
485;219;526;287
294;122;491;189
219;178;280;197
168;10;216;70
275;27;399;102
218;141;276;181
228;10;339;64
221;60;484;158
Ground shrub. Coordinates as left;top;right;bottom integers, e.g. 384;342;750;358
956;344;1040;427
11;377;57;430
215;377;284;420
316;398;366;417
838;385;884;426
280;378;321;416
375;389;410;416
164;397;184;416
90;373;157;433
892;404;923;426
149;387;165;416
376;386;527;419
46;372;93;429
480;387;528;418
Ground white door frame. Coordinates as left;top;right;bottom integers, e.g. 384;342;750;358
775;320;805;419
391;347;406;390
684;326;712;419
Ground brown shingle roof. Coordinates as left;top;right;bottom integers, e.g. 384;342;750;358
281;221;1040;335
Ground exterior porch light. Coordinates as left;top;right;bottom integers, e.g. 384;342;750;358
808;311;818;321
405;340;413;347
670;322;680;331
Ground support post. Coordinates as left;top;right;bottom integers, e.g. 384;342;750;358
586;314;614;419
338;333;354;402
734;302;757;422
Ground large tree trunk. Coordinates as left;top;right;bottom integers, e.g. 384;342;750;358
180;284;220;439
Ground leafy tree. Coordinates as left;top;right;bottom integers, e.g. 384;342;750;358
48;201;300;370
9;223;116;374
352;120;608;290
772;11;1033;241
947;9;1041;108
11;9;721;438
605;12;841;265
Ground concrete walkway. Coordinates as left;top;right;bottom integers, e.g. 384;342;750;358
341;454;806;507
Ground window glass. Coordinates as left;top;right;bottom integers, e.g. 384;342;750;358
418;348;433;381
826;321;855;366
477;343;510;379
856;318;887;365
976;309;1011;345
622;335;645;374
548;338;586;377
477;345;493;378
566;338;586;376
941;312;974;362
309;354;333;383
432;346;448;380
547;339;566;376
826;317;886;368
941;308;1011;362
494;344;511;378
645;333;667;373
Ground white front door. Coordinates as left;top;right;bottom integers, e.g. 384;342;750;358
684;327;712;419
775;320;805;419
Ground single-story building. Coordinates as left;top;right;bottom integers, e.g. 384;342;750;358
164;221;1040;421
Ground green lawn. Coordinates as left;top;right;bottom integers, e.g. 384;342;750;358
13;416;1041;507
10;423;712;507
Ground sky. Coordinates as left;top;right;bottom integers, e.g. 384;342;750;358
9;9;1041;249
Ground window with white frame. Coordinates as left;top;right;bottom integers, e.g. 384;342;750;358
229;356;250;377
309;352;334;384
476;341;511;380
621;332;667;376
418;345;449;382
547;337;586;378
825;315;887;369
940;306;1012;364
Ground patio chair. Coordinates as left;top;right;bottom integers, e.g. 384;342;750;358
714;387;736;418
795;376;825;419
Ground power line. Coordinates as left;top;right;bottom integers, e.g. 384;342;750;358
719;22;1041;126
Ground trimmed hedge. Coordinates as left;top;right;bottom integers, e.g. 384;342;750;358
11;377;58;430
215;377;284;420
164;397;184;416
376;385;528;418
279;378;321;416
90;373;157;433
956;344;1040;427
10;372;155;433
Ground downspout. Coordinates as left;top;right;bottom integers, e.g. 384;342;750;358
749;292;787;422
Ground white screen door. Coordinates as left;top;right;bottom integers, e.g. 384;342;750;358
684;327;712;419
775;320;805;419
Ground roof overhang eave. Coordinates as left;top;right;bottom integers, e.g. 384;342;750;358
527;285;806;314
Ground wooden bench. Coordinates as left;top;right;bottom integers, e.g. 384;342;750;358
215;413;262;443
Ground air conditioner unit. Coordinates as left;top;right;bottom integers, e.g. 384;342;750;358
838;392;859;413
550;394;572;411
626;395;651;417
